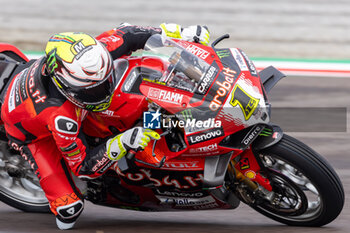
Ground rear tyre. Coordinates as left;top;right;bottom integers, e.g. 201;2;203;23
0;138;49;213
0;51;48;212
252;134;344;226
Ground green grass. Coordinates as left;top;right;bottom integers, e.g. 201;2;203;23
23;51;350;64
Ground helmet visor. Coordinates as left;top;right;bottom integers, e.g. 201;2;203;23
66;68;117;110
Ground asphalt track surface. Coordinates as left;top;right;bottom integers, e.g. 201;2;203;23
0;75;349;233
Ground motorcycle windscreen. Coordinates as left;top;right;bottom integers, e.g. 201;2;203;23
141;34;211;93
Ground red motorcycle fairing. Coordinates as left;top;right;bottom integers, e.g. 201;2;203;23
137;42;269;157
0;43;29;62
104;162;234;211
83;36;271;211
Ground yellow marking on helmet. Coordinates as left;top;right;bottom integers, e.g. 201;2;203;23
53;77;62;89
45;32;97;63
91;95;113;112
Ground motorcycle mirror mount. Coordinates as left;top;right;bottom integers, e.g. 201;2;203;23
151;130;171;157
211;34;230;48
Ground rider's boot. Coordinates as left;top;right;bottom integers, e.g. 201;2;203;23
50;193;84;230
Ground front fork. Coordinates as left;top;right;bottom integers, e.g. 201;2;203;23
228;124;284;200
233;148;272;192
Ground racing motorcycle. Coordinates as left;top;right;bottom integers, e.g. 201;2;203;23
0;34;344;227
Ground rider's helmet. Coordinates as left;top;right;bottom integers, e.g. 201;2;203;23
45;32;116;112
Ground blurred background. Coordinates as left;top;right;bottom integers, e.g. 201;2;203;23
0;0;349;59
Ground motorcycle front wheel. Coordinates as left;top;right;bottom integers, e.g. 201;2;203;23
251;134;344;226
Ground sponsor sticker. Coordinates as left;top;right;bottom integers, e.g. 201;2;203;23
192;202;219;210
229;85;260;121
101;110;114;117
186;44;210;60
216;49;231;59
8;74;21;112
209;67;237;111
122;70;138;92
148;88;183;105
60;142;78;152
187;127;224;145
196;66;217;94
241;125;263;146
155;190;205;197
66;149;81;157
162;161;201;170
244;170;256;179
240;50;257;76
56;133;76;141
239;158;250;170
156;195;216;207
230;48;249;71
73;41;93;60
92;153;115;173
189;143;218;153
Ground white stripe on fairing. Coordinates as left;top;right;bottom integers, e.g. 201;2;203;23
254;60;350;70
25;53;350;78
254;60;350;78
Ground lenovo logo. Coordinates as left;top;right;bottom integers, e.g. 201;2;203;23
187;128;224;145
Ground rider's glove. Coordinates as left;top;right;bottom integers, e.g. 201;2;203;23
160;23;210;46
106;127;160;161
160;23;182;39
182;25;210;46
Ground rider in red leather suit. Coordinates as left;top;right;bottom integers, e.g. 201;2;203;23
1;23;210;229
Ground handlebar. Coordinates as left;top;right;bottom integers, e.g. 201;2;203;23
117;123;171;173
211;34;230;48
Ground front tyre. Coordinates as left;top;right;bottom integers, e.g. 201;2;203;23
253;134;344;226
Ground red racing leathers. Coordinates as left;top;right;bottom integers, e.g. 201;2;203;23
0;24;161;222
